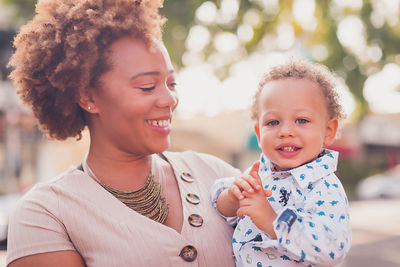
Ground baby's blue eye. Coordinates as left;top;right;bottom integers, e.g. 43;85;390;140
267;120;279;126
296;118;309;124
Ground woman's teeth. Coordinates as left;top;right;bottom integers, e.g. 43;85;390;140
147;120;170;127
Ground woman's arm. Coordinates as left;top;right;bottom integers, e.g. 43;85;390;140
7;185;81;266
8;251;85;267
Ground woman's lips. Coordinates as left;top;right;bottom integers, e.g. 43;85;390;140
145;118;172;134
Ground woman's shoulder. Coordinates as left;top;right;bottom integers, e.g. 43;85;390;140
13;167;84;214
162;150;225;166
162;150;226;162
7;168;82;265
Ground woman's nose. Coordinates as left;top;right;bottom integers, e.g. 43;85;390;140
158;85;179;111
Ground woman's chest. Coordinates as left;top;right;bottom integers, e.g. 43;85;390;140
162;170;183;233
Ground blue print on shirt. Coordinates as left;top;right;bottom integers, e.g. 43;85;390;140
330;200;339;206
211;149;351;267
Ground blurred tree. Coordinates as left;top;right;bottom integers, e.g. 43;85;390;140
0;0;36;23
1;0;400;120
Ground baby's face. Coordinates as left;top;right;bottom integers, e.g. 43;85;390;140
254;78;338;171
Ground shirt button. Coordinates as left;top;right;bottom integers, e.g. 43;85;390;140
186;193;200;205
188;214;203;227
180;172;195;183
179;245;197;262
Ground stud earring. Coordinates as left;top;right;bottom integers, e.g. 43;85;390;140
87;106;91;110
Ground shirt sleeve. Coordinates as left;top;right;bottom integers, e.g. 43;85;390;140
210;177;239;227
270;174;351;266
6;184;75;265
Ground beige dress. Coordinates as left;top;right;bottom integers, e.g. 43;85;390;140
6;151;241;266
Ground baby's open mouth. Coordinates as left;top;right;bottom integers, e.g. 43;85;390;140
278;146;300;152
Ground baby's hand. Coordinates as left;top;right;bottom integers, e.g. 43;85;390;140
237;189;277;239
228;162;262;201
216;162;271;218
235;164;277;239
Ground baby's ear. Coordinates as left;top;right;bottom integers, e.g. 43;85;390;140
323;118;339;146
254;123;261;147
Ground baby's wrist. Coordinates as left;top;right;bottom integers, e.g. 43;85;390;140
224;188;239;205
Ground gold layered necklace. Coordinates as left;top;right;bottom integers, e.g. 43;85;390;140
99;172;169;224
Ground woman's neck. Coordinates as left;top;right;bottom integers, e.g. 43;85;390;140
86;145;153;191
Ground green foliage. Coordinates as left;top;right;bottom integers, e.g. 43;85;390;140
0;0;36;22
336;158;371;199
1;0;400;120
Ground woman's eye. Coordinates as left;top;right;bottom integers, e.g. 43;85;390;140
138;86;155;91
168;82;177;90
296;118;309;124
266;120;279;126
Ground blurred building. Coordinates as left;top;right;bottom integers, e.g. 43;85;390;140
359;113;400;170
171;110;259;170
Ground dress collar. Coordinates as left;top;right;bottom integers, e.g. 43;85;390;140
259;149;339;189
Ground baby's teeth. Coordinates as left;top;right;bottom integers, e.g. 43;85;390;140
282;147;295;151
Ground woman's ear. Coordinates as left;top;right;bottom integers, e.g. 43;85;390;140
78;89;98;113
323;118;339;146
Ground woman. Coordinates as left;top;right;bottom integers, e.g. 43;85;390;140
6;0;240;266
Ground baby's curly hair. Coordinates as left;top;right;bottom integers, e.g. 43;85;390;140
251;58;346;123
9;0;166;140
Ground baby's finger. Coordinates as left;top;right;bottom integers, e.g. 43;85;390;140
249;161;262;186
242;174;261;191
234;178;254;193
264;189;272;197
230;185;244;200
237;207;246;218
249;161;260;174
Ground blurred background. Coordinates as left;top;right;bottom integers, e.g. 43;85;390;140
0;0;400;266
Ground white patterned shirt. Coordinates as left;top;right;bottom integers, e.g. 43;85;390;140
211;150;351;267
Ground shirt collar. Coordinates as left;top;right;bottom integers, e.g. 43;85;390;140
259;149;339;189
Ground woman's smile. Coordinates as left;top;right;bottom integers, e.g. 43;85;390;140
145;117;172;135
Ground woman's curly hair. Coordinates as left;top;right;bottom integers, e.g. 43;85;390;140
251;58;346;123
9;0;166;140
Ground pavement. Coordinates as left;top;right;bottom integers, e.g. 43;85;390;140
0;250;4;267
0;199;399;267
339;199;400;267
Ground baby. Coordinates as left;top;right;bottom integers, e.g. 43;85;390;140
211;59;351;267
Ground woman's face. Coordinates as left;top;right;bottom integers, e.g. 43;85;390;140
89;37;178;155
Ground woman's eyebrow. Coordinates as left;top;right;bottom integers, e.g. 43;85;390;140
130;71;160;80
130;70;175;80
